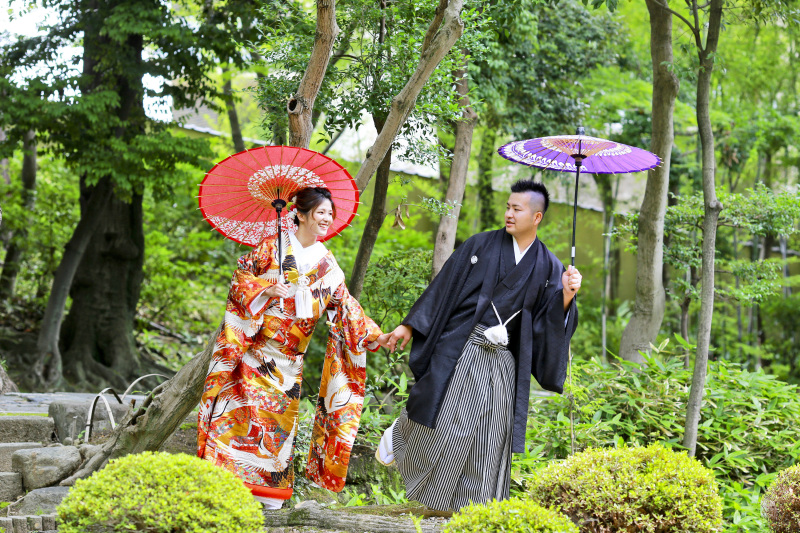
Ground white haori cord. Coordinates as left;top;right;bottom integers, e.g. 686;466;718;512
294;274;314;319
483;302;522;346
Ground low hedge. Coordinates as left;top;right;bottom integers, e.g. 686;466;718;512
762;464;800;533
528;444;723;533
443;498;578;533
57;451;263;533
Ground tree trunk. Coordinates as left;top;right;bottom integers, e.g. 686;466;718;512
36;26;151;390
348;117;392;300
683;0;724;457
0;130;37;300
223;74;246;153
59;190;149;390
477;126;497;232
353;0;465;191
34;177;113;388
619;1;679;363
287;0;339;149
432;61;476;277
61;327;219;484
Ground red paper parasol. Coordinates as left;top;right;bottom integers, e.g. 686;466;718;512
198;146;359;246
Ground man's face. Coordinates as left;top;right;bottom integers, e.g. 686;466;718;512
505;192;542;238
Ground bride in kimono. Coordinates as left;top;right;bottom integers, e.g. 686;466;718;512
198;187;389;509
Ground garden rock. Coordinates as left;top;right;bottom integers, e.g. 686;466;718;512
12;446;81;490
0;416;54;444
0;443;42;472
6;487;71;516
48;400;130;443
0;472;23;502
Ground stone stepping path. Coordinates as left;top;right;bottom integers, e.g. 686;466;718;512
0;515;57;533
0;392;143;414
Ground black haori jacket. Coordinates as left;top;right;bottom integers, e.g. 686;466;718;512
403;229;578;453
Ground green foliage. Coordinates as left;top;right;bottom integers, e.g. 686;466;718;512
528;444;723;533
517;354;800;532
1;0;223;197
762;464;800;533
0;157;79;305
473;0;621;137
256;0;488;165
443;498;578;533
360;249;432;331
57;451;263;533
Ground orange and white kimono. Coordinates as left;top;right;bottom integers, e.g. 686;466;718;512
197;233;382;501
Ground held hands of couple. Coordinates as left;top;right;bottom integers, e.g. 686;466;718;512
382;324;412;353
372;328;410;353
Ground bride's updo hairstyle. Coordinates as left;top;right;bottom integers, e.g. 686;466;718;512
293;187;336;226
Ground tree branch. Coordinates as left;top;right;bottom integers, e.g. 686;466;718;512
353;0;465;192
650;0;698;38
287;0;340;148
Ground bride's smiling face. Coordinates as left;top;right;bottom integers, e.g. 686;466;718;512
297;199;334;237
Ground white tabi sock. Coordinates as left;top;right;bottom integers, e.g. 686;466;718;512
253;496;285;509
376;419;396;466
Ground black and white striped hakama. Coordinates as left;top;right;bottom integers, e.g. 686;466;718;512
392;324;516;511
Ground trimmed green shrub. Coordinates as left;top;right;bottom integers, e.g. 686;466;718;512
443;497;578;533
762;464;800;533
528;444;723;533
57;451;263;533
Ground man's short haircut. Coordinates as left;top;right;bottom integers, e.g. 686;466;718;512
510;180;550;213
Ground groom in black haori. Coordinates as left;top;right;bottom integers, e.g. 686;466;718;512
377;179;582;511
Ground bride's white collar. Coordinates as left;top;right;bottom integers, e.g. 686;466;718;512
289;232;327;272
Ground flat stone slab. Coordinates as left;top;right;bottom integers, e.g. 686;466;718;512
0;417;54;444
0;471;23;502
13;446;81;491
0;443;42;472
7;487;70;516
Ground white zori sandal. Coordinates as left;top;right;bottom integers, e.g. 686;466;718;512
253;496;284;510
375;420;397;466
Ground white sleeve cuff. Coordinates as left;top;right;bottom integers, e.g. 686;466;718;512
248;289;271;316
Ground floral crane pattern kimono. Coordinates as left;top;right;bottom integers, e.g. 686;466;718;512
197;234;381;501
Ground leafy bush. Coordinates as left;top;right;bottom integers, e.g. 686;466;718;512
528;444;723;533
57;451;263;533
443;498;578;533
516;350;800;532
762;464;800;533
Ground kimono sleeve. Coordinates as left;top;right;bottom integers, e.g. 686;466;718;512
530;262;578;393
228;238;279;316
327;282;383;353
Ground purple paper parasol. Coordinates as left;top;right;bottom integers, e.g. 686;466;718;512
498;134;660;174
498;128;661;265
